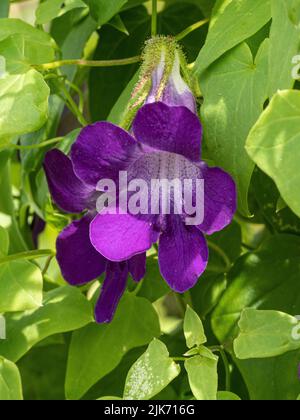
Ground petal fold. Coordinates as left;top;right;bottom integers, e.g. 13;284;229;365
71;122;139;187
128;253;147;282
159;216;208;293
133;102;202;162
56;215;107;285
197;164;237;235
95;262;128;324
44;149;93;213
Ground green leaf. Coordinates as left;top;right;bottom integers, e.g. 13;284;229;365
18;343;68;401
217;391;241;400
246;90;300;218
269;0;300;96
0;18;56;70
185;352;219;400
201;40;269;215
0;261;43;313
184;306;207;348
212;234;300;400
36;0;65;25
65;293;160;400
194;0;271;74
0;55;5;77
83;0;128;25
251;169;300;235
36;0;87;25
207;221;242;273
107;70;139;126
0;357;23;400
123;339;181;400
212;234;300;344
0;286;93;362
0;226;9;257
137;254;170;302
0;162;27;253
235;350;300;400
108;15;129;35
190;272;227;319
0;1;9;18
234;309;300;359
0;69;50;138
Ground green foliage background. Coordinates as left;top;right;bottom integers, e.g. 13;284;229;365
0;0;300;401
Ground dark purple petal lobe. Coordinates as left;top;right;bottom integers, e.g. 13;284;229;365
95;262;128;323
56;215;106;285
159;216;208;293
133;102;202;162
90;211;154;261
197;164;237;235
128;253;147;282
71;122;139;187
44;149;93;213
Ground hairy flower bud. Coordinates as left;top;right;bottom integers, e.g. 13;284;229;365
144;37;197;113
125;36;197;128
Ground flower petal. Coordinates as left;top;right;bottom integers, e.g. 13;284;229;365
159;216;208;293
95;262;128;323
56;215;107;285
71;122;139;187
128;253;147;282
197;164;237;235
90;211;155;262
44;149;93;213
133;102;202;162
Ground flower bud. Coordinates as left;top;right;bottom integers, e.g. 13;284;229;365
144;37;196;113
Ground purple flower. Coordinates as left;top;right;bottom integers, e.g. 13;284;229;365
70;101;236;294
44;146;146;324
44;37;236;321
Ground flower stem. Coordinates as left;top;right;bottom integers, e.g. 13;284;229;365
209;346;231;392
34;56;141;71
42;255;54;276
151;0;158;36
59;82;88;127
1;137;64;152
132;279;144;296
207;240;231;272
0;250;55;265
175;19;209;41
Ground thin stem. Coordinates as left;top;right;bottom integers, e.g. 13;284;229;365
242;242;256;251
65;80;85;114
59;83;88;127
209;346;231;392
42;255;54;276
34;56;141;71
132;279;144;296
207;240;231;272
1;137;64;152
151;0;158;36
219;348;231;392
172;357;187;362
175;19;209;41
0;250;55;265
